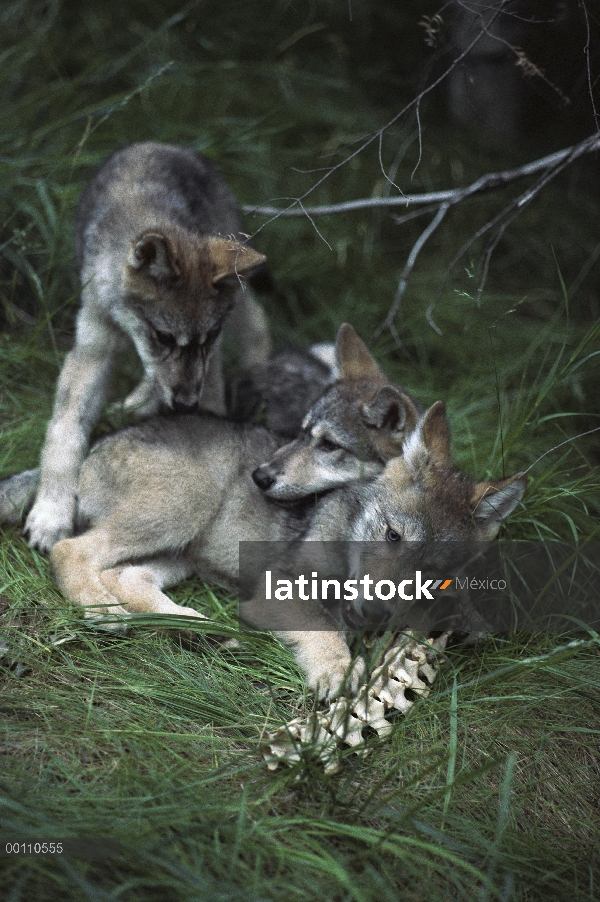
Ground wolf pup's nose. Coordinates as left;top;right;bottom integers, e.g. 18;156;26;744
252;467;275;491
359;597;390;628
173;401;200;414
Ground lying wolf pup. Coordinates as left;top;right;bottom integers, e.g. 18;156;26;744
0;404;524;698
251;323;424;500
25;142;269;553
342;401;527;632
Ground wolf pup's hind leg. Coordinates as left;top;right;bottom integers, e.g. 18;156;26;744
100;557;207;619
0;469;39;525
50;529;132;621
227;289;272;368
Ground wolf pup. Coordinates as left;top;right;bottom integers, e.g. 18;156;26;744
0;405;525;699
341;401;527;631
251;323;424;500
24;142;269;553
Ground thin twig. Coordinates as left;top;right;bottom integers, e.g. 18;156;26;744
382;131;418;199
375;202;450;338
475;209;522;304
377;131;407;200
296;199;332;250
523;426;600;475
391;203;441;226
580;0;600;132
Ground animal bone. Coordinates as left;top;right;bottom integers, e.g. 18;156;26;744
260;631;450;774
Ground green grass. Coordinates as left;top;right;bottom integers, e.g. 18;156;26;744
1;1;600;899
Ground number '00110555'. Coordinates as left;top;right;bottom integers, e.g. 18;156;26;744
3;842;63;855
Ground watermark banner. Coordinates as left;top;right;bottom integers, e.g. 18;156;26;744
238;541;600;633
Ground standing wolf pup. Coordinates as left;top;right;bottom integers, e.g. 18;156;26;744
25;142;269;552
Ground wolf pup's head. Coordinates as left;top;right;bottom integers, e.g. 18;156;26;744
122;229;265;411
252;323;422;499
343;401;526;629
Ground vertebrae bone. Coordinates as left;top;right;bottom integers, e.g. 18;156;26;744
261;631;450;774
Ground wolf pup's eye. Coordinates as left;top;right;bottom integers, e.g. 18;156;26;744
386;527;401;543
204;323;222;347
319;438;341;453
153;329;177;349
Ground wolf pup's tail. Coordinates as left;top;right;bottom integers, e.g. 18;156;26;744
0;469;39;524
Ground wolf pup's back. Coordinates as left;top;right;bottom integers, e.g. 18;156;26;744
24;142;270;553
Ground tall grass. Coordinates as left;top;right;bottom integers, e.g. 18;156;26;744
1;2;599;900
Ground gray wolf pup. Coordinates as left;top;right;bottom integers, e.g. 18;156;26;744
25;142;269;553
251;323;424;500
0;404;525;699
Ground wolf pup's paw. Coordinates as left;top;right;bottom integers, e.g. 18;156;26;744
108;391;162;422
83;604;131;631
169;604;208;620
24;497;75;553
307;654;365;702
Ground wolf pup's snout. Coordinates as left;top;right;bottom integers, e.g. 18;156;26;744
252;466;275;492
360;597;390;629
172;400;200;414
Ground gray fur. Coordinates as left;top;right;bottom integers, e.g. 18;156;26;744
0;469;39;524
74;144;242;266
231;345;335;438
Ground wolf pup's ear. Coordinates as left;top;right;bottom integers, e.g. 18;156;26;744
470;473;527;540
361;387;420;442
420;401;452;466
208;238;267;285
335;323;386;382
128;232;179;279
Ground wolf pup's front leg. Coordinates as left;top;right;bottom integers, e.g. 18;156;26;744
25;311;122;552
241;590;364;700
278;630;365;701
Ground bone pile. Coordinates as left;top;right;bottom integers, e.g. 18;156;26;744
260;631;450;774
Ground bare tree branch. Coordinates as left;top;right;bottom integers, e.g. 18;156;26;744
424;132;600;333
242;6;504;239
242;132;600;218
241;2;600;343
246;130;600;340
